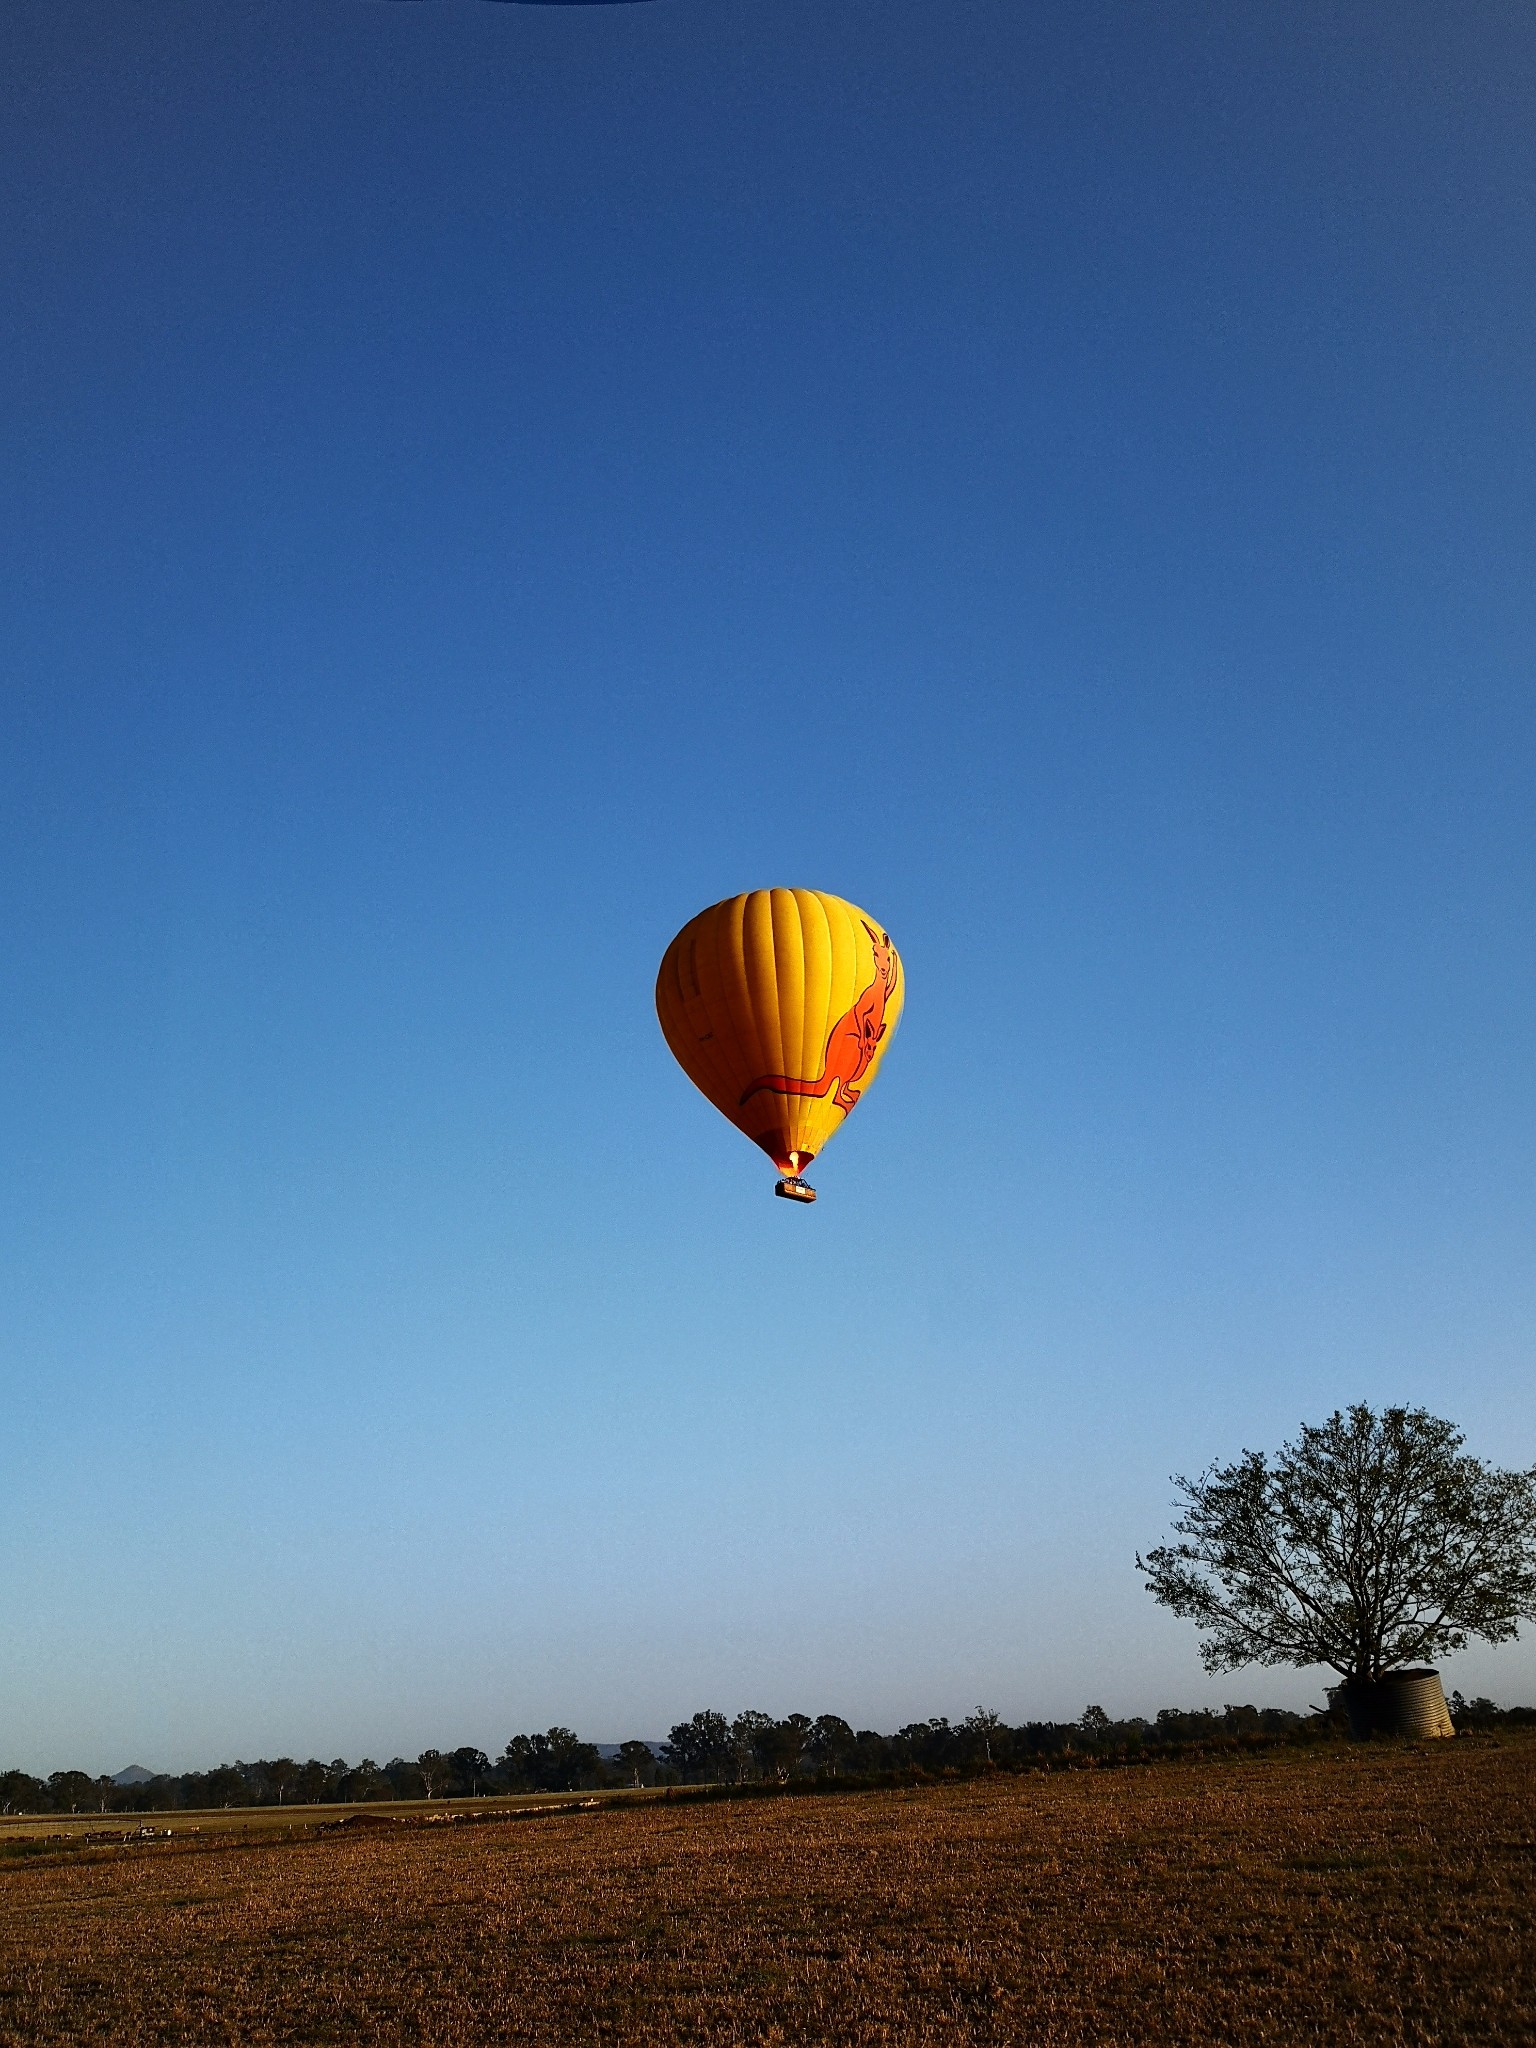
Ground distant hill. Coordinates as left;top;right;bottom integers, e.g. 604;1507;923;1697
111;1765;157;1786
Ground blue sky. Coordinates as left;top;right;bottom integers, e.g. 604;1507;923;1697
2;0;1533;1772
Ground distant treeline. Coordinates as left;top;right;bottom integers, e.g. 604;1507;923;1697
4;1693;1530;1815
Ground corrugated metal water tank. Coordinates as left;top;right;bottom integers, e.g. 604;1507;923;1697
1329;1668;1455;1740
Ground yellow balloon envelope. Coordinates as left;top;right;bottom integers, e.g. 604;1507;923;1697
655;889;904;1198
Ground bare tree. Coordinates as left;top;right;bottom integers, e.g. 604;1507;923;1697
1138;1405;1536;1684
963;1707;1003;1765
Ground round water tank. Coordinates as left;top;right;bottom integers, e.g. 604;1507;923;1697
1329;1668;1455;1740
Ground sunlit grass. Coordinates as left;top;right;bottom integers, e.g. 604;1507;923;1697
1;1738;1532;2043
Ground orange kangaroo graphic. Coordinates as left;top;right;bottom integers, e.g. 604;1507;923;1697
739;924;898;1115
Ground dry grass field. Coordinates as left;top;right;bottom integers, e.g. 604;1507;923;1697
1;1738;1533;2046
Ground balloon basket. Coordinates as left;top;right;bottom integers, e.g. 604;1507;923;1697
775;1176;817;1204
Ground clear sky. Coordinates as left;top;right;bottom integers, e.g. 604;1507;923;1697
2;0;1533;1774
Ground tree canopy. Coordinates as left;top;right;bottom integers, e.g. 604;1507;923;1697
1138;1404;1536;1683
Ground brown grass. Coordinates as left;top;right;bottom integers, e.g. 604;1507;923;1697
1;1738;1534;2045
0;1787;609;1848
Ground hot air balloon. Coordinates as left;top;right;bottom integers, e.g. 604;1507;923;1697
655;889;904;1203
